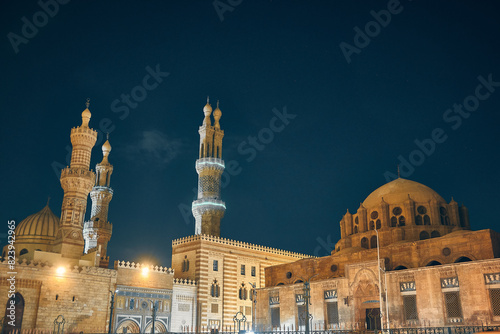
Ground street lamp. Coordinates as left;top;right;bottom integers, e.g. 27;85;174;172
149;300;158;334
300;274;318;334
374;229;390;332
248;282;257;331
109;290;118;334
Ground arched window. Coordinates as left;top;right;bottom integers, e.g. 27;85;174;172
431;231;440;238
391;216;397;227
423;215;431;225
3;293;24;332
455;256;472;263
294;280;303;284
277;283;284;286
20;249;28;256
439;207;449;225
415;215;423;225
182;256;189;272
370;236;377;249
426;260;441;267
200;143;205;158
419;231;430;240
238;284;247;300
398;216;406;226
354;225;358;233
211;280;220;298
394;265;408;270
376;219;381;229
361;237;369;249
369;221;374;230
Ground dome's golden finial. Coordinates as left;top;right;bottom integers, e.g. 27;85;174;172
46;196;51;207
81;98;92;128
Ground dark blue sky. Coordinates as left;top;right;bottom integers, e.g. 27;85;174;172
1;1;499;267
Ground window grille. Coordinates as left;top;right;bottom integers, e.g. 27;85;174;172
213;260;218;271
211;303;218;313
444;292;463;319
326;302;339;325
297;304;307;327
490;289;500;316
241;264;245;275
251;266;256;277
271;308;280;328
403;295;418;320
245;306;252;315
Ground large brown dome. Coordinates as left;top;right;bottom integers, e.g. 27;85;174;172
363;178;446;208
16;204;60;238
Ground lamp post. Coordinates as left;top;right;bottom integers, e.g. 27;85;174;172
149;300;158;334
374;229;390;332
301;274;318;334
108;291;116;334
248;282;257;332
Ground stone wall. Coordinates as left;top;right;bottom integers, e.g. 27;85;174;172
0;260;116;333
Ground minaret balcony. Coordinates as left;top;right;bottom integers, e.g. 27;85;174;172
195;157;225;172
192;198;226;212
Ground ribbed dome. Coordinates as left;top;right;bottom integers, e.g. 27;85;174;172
363;178;446;208
16;204;60;238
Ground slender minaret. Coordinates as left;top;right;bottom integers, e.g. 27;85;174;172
192;98;226;236
83;135;114;267
52;99;97;259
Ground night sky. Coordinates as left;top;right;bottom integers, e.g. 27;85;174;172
1;1;500;267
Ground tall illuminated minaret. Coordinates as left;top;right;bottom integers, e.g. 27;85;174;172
83;135;113;268
192;98;226;236
52;100;97;259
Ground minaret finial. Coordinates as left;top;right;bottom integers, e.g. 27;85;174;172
86;98;90;109
106;133;109;140
217;100;219;108
207;96;210;103
397;164;401;178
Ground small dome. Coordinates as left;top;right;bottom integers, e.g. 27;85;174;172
16;204;60;238
102;139;112;154
82;108;91;119
214;105;222;118
203;102;212;114
363;178;446;208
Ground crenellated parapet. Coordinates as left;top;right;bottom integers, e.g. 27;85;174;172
114;260;174;274
173;278;197;285
172;234;314;259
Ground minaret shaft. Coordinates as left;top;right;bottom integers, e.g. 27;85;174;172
83;138;114;268
192;100;225;237
52;105;97;259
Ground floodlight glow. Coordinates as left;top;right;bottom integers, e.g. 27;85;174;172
56;266;66;276
192;201;226;209
142;267;149;276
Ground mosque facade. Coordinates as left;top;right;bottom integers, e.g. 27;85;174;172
1;100;499;333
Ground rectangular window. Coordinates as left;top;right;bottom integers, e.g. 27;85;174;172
241;264;245;275
213;260;218;271
297;304;307;328
211;303;219;313
490;289;500;316
245;306;252;316
271;307;280;328
326;302;339;326
444;292;463;320
251;266;256;277
403;295;418;320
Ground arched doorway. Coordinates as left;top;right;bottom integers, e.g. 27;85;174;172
3;292;24;334
116;319;141;333
144;320;167;333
